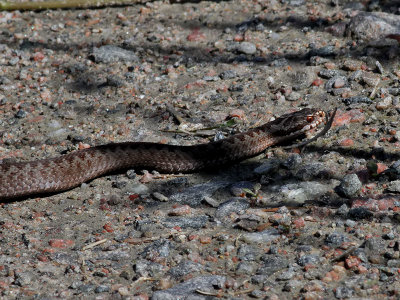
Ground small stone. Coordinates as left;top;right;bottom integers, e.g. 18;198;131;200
282;154;302;169
91;45;139;63
386;180;400;193
241;228;280;244
336;174;362;198
345;219;357;227
286;91;301;101
297;254;320;266
325;232;350;247
348;207;373;220
333;77;347;89
361;71;380;87
95;285;110;293
126;183;149;194
236;262;255;274
376;96;392;110
15;109;27;118
237;42;257;55
219;70;237;79
335;286;354;299
153;192;169;202
215;198;249;219
253;158;281;175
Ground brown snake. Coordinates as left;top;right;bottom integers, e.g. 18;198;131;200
0;108;328;200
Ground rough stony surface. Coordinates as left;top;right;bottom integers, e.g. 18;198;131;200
1;0;400;299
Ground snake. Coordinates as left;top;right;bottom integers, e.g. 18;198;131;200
0;108;327;200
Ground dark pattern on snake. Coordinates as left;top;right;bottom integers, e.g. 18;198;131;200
0;108;326;199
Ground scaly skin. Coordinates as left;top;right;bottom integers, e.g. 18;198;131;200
0;108;326;199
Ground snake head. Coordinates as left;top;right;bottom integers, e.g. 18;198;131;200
268;108;326;137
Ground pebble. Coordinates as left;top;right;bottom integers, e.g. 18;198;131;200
297;254;320;266
361;71;380;87
386;180;400;193
325;232;350;247
253;158;281;175
91;45;139;63
163;216;209;229
170;181;228;206
168;261;204;278
237;42;257;54
282;154;302;169
153;192;169;202
126;183;149;194
241;228;280;244
342;96;373;106
347;12;400;40
152;276;226;299
279;181;336;204
336;174;362;198
215;198;249;219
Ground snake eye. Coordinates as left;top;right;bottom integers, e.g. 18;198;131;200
306;116;314;122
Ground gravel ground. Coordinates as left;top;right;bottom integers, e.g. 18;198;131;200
1;0;400;299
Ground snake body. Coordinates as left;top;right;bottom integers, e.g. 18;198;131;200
0;108;326;199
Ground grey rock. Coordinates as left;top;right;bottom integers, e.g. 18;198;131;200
387;259;400;268
230;181;260;197
336;174;362;198
325;232;350;247
241;228;280;244
163;216;209;229
95;250;130;261
342;96;373;106
126;183;149;195
335;286;354;299
15;109;27;118
236;262;256;274
386;180;400;193
297;254;320;266
253;158;281;175
277;268;296;281
170;181;228;206
318;69;341;79
168;261;204;278
282;154;302;169
337;204;349;216
14;272;32;286
345;219;357;227
78;284;96;293
289;70;314;90
219;70;237;79
365;237;385;252
250;289;265;298
309;45;336;57
237;244;260;261
347;12;400;40
91;45;139;63
286;91;301;101
270;58;288;67
152;275;226;300
215;198;249;219
237;42;257;55
141;240;171;259
95;285;110;293
257;255;288;276
283;279;302;291
279;181;337;204
134;259;166;277
325;75;348;92
295;163;330;180
348;207;373;220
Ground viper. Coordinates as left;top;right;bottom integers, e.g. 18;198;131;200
0;108;332;200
